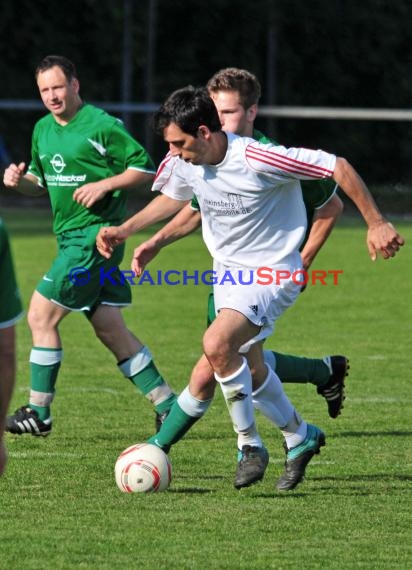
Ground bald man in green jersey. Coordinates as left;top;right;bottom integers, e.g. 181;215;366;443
3;55;176;437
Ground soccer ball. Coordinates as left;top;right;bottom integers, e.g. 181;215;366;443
114;443;172;493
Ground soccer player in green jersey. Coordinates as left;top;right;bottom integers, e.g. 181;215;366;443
197;68;349;418
0;218;24;474
2;55;176;437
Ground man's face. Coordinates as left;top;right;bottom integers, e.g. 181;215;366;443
37;66;79;123
163;123;210;165
209;90;255;137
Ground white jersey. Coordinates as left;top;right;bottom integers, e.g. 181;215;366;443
153;132;336;268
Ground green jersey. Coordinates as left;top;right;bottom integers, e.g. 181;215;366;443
28;104;155;234
191;128;337;247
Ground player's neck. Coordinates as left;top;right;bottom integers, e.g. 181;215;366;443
208;131;228;165
54;97;83;126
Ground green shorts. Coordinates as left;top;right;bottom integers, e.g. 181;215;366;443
36;224;132;312
207;289;215;327
0;218;24;328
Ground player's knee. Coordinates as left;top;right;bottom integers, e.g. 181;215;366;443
27;305;55;333
203;332;230;369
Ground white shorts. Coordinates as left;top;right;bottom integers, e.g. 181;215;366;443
213;254;302;352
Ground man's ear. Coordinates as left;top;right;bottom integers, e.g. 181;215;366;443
246;104;258;122
71;78;80;94
198;125;211;138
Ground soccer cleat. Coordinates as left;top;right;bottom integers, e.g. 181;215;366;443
234;445;269;489
317;355;349;418
6;406;52;437
276;424;325;491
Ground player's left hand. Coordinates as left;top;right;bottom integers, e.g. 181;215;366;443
131;241;161;277
367;221;405;261
73;182;109;208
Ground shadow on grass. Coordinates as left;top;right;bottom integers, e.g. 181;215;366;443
335;430;412;438
313;474;412;482
311;473;412;495
169;488;214;494
169;487;310;498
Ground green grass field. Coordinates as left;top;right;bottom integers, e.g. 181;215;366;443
1;208;411;569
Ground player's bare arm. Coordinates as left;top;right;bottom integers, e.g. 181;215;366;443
300;194;343;270
332;157;405;260
131;204;202;276
3;162;47;196
73;169;154;209
96;193;188;259
151;202;202;243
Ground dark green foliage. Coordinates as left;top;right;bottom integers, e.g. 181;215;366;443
0;0;411;183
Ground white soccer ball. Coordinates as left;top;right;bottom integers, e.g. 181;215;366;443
114;443;172;493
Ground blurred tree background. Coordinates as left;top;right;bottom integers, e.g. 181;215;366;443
1;0;411;209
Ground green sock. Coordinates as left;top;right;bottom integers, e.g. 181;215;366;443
29;347;62;420
147;400;200;449
271;351;330;386
119;347;177;414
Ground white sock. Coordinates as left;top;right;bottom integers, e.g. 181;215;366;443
263;349;276;371
252;365;307;448
281;412;307;449
215;357;262;450
178;386;212;418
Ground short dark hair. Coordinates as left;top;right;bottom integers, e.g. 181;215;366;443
207;67;261;110
35;55;77;82
153;86;222;137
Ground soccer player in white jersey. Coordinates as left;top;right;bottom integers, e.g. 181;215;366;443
136;86;403;491
97;68;348;424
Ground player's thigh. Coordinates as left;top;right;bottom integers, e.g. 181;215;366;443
28;290;70;329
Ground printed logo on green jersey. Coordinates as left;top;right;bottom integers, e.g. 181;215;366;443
50;154;66;173
45;153;87;186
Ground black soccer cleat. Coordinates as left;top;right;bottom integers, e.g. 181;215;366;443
6;406;52;437
276;424;325;491
317;356;349;418
234;445;269;489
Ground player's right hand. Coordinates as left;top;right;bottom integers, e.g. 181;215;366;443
3;162;26;188
96;226;126;259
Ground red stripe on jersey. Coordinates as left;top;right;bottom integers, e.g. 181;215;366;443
246;145;333;178
247;151;325;178
154;153;174;183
